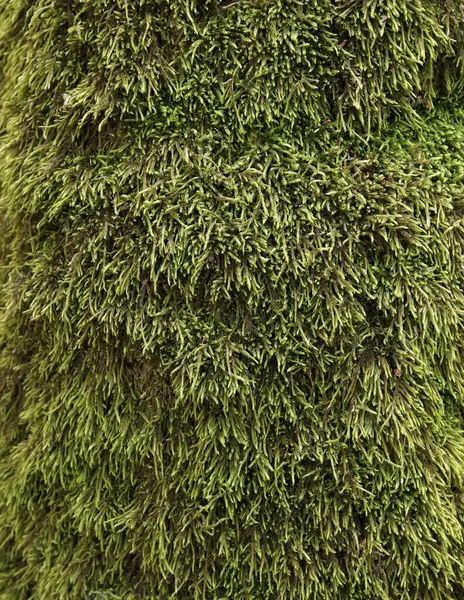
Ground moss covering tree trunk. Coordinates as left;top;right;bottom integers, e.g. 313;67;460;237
1;1;464;599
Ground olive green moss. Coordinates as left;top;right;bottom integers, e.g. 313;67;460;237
1;1;464;599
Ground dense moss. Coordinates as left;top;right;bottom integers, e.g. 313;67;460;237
1;1;464;599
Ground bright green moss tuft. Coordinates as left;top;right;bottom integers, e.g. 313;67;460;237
1;1;464;599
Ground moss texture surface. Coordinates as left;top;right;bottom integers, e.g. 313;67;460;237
1;1;464;599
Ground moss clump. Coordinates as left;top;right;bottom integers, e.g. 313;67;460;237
1;1;464;599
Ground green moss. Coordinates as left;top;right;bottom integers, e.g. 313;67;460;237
1;1;464;599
